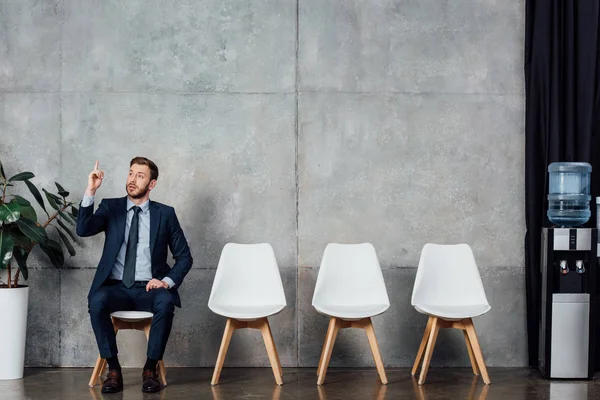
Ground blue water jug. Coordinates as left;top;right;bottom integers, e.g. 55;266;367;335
547;162;592;227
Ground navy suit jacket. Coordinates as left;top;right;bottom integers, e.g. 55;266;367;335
76;196;193;307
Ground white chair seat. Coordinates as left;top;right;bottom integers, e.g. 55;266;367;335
209;303;285;320
314;304;390;320
413;304;491;320
110;311;154;322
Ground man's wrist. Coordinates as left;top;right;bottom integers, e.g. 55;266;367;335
85;188;97;197
161;277;175;289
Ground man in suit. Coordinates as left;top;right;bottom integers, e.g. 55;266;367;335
77;157;193;394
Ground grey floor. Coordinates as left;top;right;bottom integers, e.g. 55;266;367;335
1;367;600;399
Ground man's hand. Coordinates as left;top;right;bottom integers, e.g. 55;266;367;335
146;279;169;291
86;160;104;196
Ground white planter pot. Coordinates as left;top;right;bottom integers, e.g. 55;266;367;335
0;286;29;380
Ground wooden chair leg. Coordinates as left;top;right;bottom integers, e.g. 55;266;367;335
157;360;168;387
464;319;490;385
89;356;105;387
418;317;440;385
211;318;237;386
317;317;336;376
317;317;340;385
364;318;388;385
412;316;434;376
269;323;284;378
258;318;284;386
464;330;479;376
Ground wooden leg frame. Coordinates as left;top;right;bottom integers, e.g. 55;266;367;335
316;317;388;386
211;317;283;386
411;316;490;385
89;317;167;388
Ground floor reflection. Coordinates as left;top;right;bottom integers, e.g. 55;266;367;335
411;376;489;400
317;380;388;400
549;381;588;400
211;383;282;400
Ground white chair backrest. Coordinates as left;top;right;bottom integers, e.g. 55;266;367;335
209;243;286;307
412;243;489;307
312;243;390;307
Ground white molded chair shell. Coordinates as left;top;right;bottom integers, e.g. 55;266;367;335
312;243;390;320
411;243;490;320
209;243;287;320
110;311;153;322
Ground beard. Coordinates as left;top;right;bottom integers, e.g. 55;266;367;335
126;182;150;199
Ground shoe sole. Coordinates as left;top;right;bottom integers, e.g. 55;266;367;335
101;386;123;394
142;386;162;393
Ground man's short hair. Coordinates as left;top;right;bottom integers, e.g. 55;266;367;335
130;157;159;181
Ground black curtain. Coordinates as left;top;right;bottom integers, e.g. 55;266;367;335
525;0;600;367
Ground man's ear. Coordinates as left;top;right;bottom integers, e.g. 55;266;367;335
148;179;157;191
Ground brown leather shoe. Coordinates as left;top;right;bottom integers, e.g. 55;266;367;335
142;369;162;393
101;369;123;393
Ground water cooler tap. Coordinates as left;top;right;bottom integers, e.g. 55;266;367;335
576;260;585;274
559;260;569;275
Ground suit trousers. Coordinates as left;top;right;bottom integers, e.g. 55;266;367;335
88;280;175;360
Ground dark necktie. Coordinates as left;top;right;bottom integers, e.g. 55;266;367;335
122;206;142;288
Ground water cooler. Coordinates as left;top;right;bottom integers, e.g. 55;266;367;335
539;162;597;379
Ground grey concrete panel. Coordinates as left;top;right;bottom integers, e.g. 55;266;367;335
298;92;525;269
0;0;62;91
61;0;296;93
299;0;524;94
59;269;98;366
24;269;61;366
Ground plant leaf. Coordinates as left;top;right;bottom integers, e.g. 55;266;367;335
0;159;5;180
16;218;48;244
55;227;76;257
0;228;15;268
13;247;28;281
44;190;61;202
9;172;35;182
56;218;78;243
24;180;48;216
0;201;21;225
43;189;61;211
7;225;32;249
55;182;69;198
10;198;36;221
59;210;76;225
12;195;31;206
40;239;64;268
18;204;37;222
70;206;79;218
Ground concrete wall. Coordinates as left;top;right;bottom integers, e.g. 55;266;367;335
0;0;526;368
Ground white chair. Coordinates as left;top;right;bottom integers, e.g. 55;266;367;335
411;243;491;385
312;243;390;385
88;311;167;388
208;243;287;386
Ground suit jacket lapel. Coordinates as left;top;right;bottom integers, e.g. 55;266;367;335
150;201;161;255
116;197;127;244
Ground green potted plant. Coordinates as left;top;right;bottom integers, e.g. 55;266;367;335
0;159;79;380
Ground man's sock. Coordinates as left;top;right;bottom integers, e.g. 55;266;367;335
107;356;121;372
143;358;158;372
